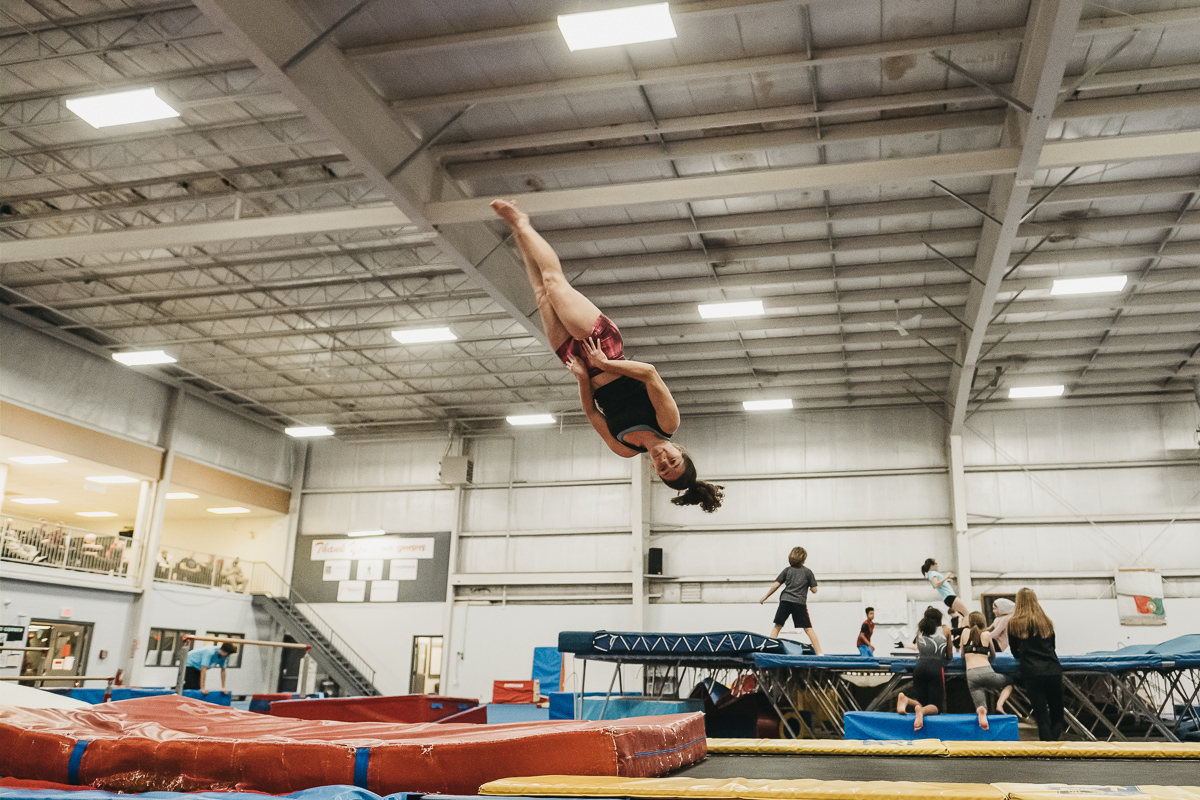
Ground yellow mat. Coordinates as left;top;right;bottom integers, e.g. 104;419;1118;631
710;738;1200;759
480;777;1200;800
478;776;1004;799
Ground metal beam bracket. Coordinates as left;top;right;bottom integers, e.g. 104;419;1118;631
932;53;1034;113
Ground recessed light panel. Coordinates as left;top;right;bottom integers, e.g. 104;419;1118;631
86;476;139;484
66;88;179;128
11;497;58;505
347;529;386;537
77;511;118;518
1008;385;1065;399
506;414;556;426
558;3;677;51
1051;275;1128;295
698;300;764;319
285;426;334;438
743;399;794;411
166;492;199;500
392;327;457;344
9;455;68;465
113;350;177;366
208;507;251;515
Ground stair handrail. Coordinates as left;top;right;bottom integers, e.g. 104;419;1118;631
248;563;376;688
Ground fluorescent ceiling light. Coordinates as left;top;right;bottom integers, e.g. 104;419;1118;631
11;497;58;505
66;88;180;128
698;300;764;319
285;426;334;438
208;506;250;515
113;350;177;366
77;511;118;518
392;327;457;344
1008;385;1065;399
558;3;676;51
347;529;386;538
1051;275;1128;295
743;399;794;411
9;455;68;465
507;414;556;426
86;476;139;484
166;492;198;500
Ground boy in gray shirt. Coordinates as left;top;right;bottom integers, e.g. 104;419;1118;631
760;546;823;654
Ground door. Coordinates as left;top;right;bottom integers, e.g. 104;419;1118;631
409;635;442;694
21;620;93;687
276;634;304;692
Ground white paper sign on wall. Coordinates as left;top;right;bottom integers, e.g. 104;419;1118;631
390;558;419;581
1115;569;1167;625
323;561;351;581
370;580;400;602
357;559;384;581
337;580;366;602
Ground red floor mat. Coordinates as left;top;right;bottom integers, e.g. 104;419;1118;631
0;695;705;795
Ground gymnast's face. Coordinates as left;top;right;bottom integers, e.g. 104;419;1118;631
652;443;686;482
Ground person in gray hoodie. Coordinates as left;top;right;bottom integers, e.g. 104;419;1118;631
988;597;1016;651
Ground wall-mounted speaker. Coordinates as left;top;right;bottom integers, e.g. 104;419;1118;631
647;547;663;575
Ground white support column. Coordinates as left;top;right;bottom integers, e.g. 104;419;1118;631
948;434;974;608
630;456;653;631
280;441;308;586
439;429;466;691
124;388;183;686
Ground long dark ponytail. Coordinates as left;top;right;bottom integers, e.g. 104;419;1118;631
663;451;724;513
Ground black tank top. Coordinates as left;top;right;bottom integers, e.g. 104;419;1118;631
961;634;991;656
592;376;672;452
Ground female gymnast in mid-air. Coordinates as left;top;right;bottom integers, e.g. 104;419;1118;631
491;199;723;512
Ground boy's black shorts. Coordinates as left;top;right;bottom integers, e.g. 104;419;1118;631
774;600;812;628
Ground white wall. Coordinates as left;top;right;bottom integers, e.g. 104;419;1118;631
0;578;136;680
305;602;445;697
138;583;275;694
286;399;1200;701
160;515;289;573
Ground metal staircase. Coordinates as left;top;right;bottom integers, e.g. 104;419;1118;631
249;565;381;697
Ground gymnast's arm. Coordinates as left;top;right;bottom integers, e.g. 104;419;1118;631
582;340;680;434
571;358;638;457
759;581;781;604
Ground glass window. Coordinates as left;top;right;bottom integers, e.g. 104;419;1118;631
146;627;194;667
206;632;244;669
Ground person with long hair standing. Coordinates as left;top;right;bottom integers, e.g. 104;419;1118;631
491;199;723;512
959;611;1013;730
1008;587;1064;740
896;606;953;731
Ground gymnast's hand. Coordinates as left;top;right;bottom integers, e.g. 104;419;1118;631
565;355;589;380
582;338;611;370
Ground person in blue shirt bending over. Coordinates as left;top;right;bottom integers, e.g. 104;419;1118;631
185;641;237;692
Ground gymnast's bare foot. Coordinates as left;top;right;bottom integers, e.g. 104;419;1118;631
490;199;529;229
977;707;989;730
896;692;908;715
913;706;924;731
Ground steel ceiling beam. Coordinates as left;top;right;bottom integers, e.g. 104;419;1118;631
431;63;1200;158
193;0;548;350
392;9;1200;111
0;206;415;264
343;0;807;59
422;130;1200;224
944;0;1086;432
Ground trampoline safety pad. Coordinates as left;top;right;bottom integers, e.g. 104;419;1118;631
706;739;1200;759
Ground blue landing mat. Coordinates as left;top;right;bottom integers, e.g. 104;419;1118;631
844;710;1019;741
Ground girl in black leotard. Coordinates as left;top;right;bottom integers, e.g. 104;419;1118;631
492;199;723;512
959;611;1013;730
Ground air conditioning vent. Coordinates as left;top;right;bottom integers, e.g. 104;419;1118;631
680;582;702;603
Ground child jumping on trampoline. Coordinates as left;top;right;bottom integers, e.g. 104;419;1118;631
921;557;971;617
491;199;723;512
760;546;823;654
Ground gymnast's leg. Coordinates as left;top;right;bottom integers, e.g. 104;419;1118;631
492;199;604;340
